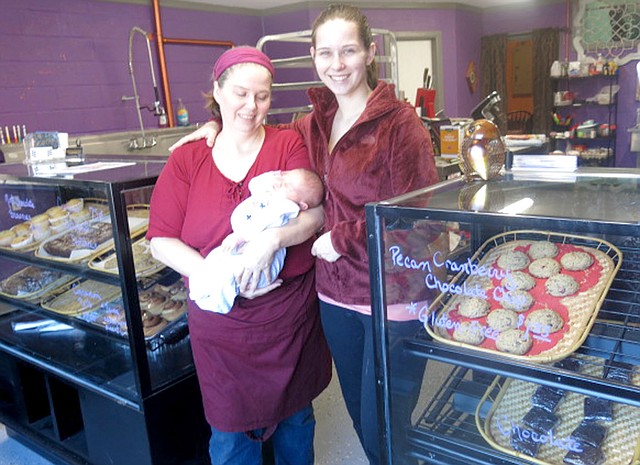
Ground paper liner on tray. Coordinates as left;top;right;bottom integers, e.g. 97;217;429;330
88;237;165;278
476;355;640;465
424;231;622;363
41;279;121;316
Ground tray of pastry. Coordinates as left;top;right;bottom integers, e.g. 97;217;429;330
424;230;622;363
476;355;640;465
0;265;76;303
75;279;187;339
0;198;107;253
88;237;165;278
40;278;121;316
35;204;149;263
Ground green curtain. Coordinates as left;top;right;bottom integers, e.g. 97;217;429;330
480;34;508;133
532;28;561;134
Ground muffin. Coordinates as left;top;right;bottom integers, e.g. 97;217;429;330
30;214;50;230
50;218;73;234
526;309;564;334
486;308;519;332
529;257;561;278
10;222;31;236
501;271;536;291
495;329;533;355
528;241;559;260
10;233;34;249
48;208;70;226
502;290;534;313
70;208;92;225
545;273;580;297
0;229;16;247
457;296;491;318
497;250;530;271
46;206;66;219
561;251;594;271
32;227;51;242
64;198;84;213
453;321;485;345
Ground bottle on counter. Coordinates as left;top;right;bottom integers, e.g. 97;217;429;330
176;98;189;127
158;108;168;128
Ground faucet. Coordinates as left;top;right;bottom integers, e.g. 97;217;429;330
122;26;161;150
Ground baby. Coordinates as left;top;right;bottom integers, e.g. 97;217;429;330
189;168;324;313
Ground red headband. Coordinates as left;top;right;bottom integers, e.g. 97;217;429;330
212;46;275;81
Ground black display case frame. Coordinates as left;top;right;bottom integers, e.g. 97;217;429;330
366;169;640;465
0;157;209;465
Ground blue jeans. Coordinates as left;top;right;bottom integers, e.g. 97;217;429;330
209;405;315;465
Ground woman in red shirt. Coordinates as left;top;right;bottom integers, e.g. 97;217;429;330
147;47;332;465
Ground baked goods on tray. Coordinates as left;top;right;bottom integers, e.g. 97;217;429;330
36;204;149;263
0;199;109;253
76;278;187;338
41;279;121;316
0;266;74;302
425;231;621;362
477;355;640;465
42;221;112;259
88;237;165;278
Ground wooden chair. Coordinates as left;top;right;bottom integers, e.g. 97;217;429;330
506;110;533;134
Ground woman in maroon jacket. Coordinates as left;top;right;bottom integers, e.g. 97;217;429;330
171;5;440;464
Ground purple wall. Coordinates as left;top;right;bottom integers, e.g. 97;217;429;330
0;0;260;136
1;0;638;166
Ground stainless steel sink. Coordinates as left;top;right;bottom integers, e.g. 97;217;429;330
1;126;197;163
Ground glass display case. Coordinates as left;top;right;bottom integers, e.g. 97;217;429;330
0;158;208;465
366;170;640;465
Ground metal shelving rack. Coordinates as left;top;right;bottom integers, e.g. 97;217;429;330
257;29;399;121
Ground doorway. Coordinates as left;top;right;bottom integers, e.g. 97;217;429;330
394;32;443;114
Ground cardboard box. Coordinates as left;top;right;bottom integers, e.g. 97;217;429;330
440;125;462;158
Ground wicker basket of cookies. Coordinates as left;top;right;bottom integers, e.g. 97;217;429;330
476;355;640;465
424;230;622;363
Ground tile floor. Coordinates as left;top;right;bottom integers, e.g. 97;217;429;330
0;365;368;465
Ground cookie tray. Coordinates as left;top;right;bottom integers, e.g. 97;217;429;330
475;356;640;465
424;230;622;363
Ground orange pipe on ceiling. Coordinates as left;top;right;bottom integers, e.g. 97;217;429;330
151;0;234;127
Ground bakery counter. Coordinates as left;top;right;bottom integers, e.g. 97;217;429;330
366;169;640;465
0;160;208;465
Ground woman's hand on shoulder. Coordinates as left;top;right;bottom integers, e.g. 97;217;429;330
311;231;341;262
168;121;221;152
